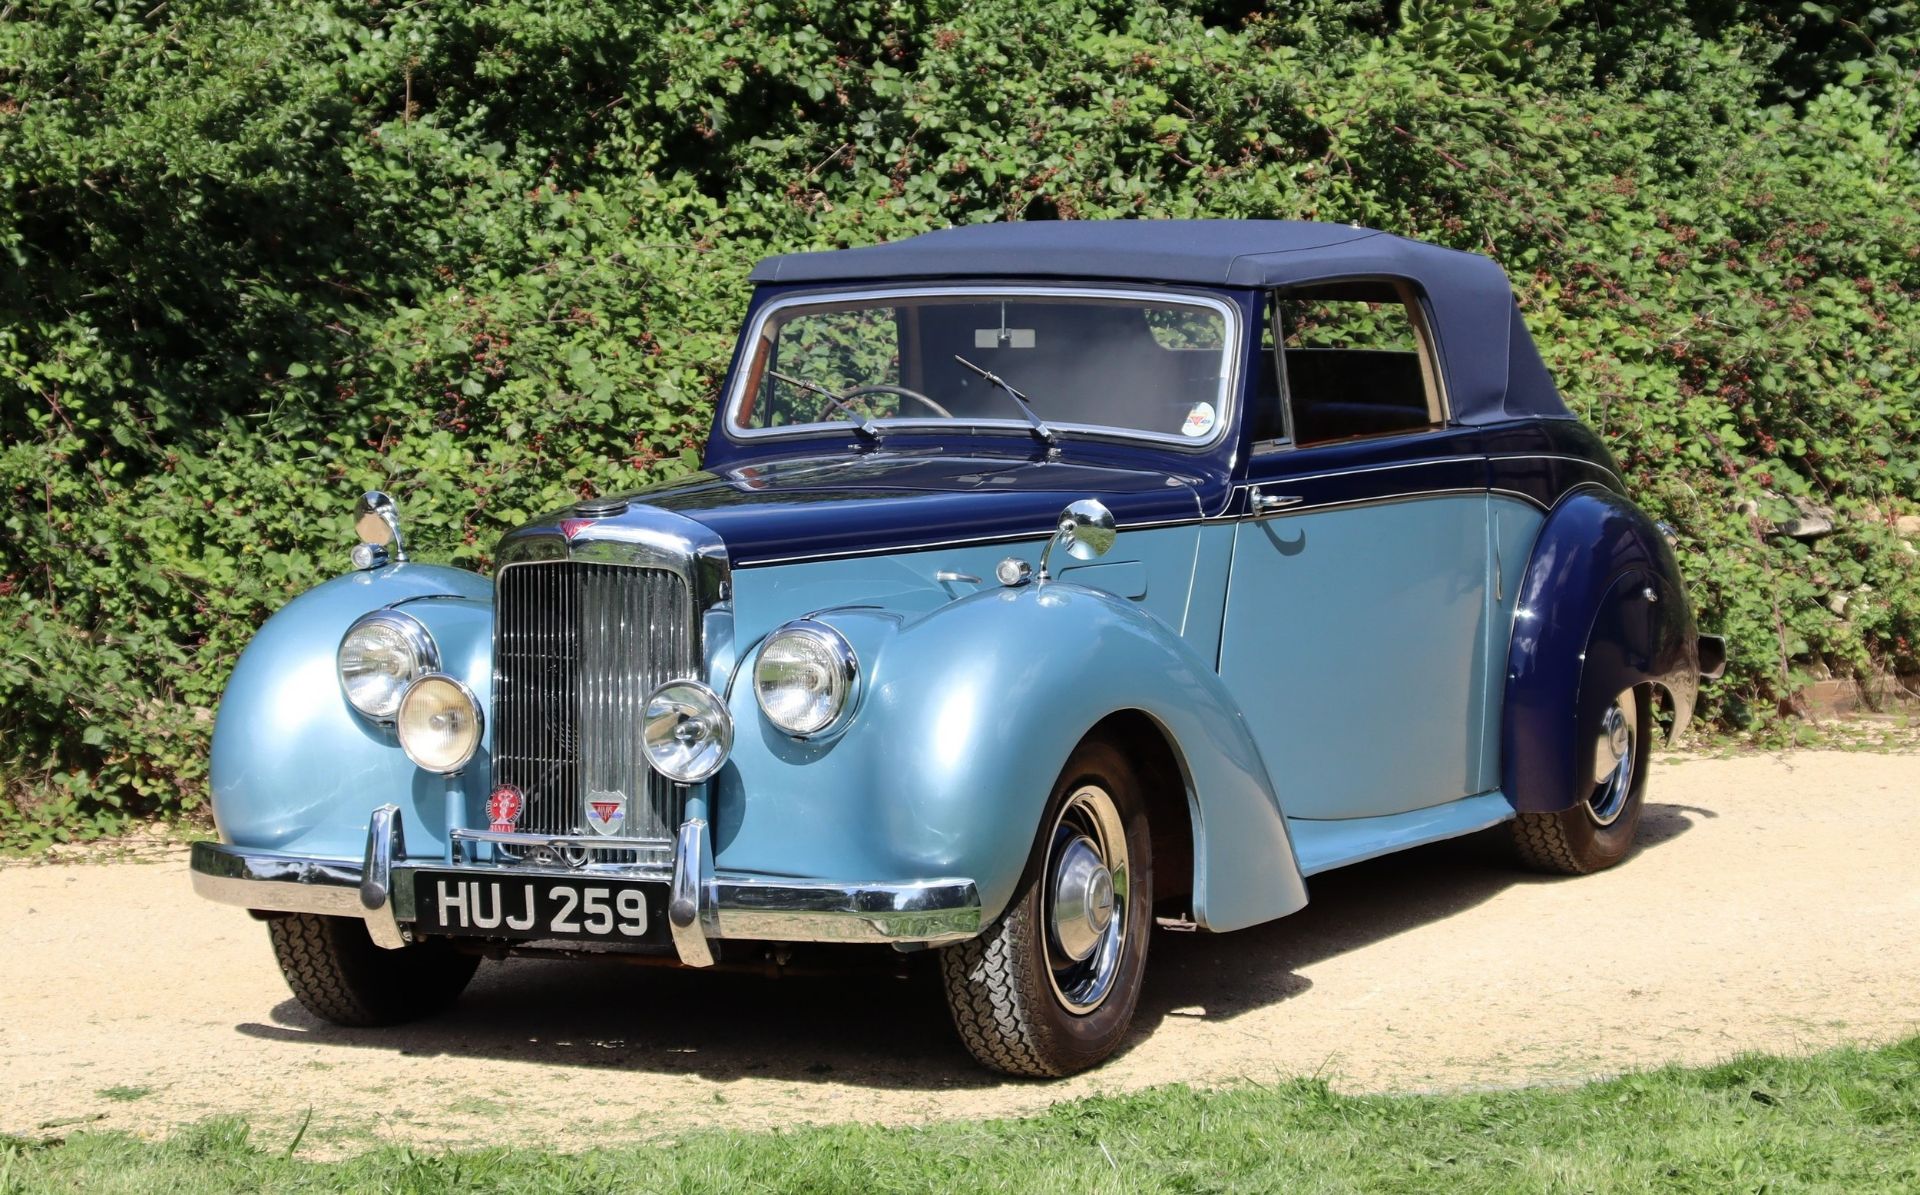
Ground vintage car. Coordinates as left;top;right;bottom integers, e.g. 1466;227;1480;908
191;220;1724;1076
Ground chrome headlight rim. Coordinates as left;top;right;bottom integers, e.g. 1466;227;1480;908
642;678;734;784
395;672;485;775
336;609;440;722
753;619;860;740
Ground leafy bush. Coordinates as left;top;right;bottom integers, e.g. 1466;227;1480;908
2;0;1916;845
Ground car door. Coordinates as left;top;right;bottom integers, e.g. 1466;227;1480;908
1215;284;1493;820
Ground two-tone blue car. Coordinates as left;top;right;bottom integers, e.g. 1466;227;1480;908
191;221;1724;1076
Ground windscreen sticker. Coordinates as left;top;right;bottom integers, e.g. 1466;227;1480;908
1181;402;1217;438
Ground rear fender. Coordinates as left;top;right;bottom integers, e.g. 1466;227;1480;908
1503;487;1700;814
713;582;1307;932
209;564;493;858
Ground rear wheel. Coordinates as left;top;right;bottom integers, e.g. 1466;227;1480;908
938;737;1152;1077
267;913;479;1027
1513;685;1652;875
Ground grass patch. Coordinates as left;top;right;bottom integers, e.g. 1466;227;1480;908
91;1087;152;1104
3;1039;1916;1193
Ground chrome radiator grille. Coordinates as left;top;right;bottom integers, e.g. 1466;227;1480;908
492;561;694;851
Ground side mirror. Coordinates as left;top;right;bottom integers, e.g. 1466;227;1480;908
1056;498;1117;561
352;490;408;568
1037;498;1116;579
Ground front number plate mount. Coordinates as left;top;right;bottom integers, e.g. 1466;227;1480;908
412;871;668;946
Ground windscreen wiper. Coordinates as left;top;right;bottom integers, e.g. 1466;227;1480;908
767;369;880;442
950;354;1058;449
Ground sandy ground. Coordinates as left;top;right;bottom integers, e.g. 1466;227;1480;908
3;749;1916;1155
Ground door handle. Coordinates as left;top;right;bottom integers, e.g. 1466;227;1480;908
1249;487;1304;515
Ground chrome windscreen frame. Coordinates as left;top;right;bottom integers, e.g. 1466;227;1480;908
719;283;1246;454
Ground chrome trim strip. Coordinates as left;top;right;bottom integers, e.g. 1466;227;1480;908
1230;451;1613;496
413;858;676;881
1487;451;1626;485
1240;453;1483;486
1489;487;1553;512
734;519;1212;569
733;451;1592;566
720;283;1245;453
451;827;673;853
1238;487;1490;519
189;832;984;948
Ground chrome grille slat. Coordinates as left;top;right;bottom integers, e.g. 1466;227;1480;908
493;561;692;861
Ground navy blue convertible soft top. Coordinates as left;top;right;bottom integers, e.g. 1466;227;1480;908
750;220;1571;426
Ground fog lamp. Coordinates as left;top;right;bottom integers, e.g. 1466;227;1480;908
395;673;484;774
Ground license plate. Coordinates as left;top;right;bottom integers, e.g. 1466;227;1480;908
412;872;665;944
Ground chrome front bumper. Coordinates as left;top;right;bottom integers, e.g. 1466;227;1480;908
189;805;982;964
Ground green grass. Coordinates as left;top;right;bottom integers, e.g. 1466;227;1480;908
4;1039;1916;1193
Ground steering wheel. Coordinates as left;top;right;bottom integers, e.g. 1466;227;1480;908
825;384;955;421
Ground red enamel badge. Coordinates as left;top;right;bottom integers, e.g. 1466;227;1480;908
487;785;524;833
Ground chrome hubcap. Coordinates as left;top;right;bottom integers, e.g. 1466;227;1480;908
1044;786;1129;1014
1587;690;1638;827
1050;835;1115;962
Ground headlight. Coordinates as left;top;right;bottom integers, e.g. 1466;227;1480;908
396;673;484;774
754;621;858;738
642;680;733;783
337;611;438;720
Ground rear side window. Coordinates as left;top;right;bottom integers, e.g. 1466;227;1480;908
1254;282;1446;447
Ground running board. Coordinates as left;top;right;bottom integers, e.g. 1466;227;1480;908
1288;791;1516;877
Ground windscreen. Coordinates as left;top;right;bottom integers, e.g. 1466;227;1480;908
730;291;1234;443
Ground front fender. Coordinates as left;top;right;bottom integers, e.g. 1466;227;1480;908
1503;487;1700;815
209;563;493;858
712;582;1307;932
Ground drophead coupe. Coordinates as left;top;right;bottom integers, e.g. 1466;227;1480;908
192;221;1723;1076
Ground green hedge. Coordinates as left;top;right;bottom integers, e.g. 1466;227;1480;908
3;1;1917;846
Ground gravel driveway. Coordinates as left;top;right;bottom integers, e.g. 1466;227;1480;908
4;749;1916;1154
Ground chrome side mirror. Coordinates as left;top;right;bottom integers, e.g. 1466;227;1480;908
351;490;408;569
1036;498;1116;580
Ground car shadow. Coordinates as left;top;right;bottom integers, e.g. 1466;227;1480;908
233;802;1707;1089
1135;800;1707;1029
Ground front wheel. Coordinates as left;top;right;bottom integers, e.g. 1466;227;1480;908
1512;685;1652;875
267;913;479;1027
938;737;1152;1077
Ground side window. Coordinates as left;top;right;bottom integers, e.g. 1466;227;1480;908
1271;282;1445;447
